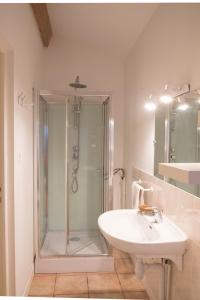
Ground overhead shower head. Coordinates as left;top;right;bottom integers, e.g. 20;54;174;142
69;76;87;89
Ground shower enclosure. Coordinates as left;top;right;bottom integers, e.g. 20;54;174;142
34;90;114;273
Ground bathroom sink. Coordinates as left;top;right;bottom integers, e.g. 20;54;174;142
98;209;187;257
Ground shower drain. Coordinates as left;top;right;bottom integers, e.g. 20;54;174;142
69;237;81;242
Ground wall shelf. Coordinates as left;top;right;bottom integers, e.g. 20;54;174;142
159;163;200;184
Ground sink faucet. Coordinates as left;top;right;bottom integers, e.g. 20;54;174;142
152;207;163;223
137;205;163;223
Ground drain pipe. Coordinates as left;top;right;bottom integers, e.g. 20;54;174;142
165;259;171;300
135;258;145;280
160;259;165;300
135;257;171;300
161;259;171;300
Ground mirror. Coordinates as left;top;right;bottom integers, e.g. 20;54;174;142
154;89;200;196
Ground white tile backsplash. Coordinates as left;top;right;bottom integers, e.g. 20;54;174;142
131;167;200;300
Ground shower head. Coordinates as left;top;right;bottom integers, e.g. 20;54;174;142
69;76;87;89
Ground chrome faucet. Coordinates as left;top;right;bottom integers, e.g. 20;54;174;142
137;206;163;223
152;207;163;223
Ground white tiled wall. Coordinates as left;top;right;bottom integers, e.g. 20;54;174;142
131;167;200;300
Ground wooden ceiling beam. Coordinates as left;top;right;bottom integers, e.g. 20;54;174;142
31;3;53;47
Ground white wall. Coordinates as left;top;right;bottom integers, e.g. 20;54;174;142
124;4;200;300
0;6;124;293
0;4;44;295
124;3;200;202
43;37;124;169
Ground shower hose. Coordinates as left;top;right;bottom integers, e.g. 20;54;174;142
71;169;79;193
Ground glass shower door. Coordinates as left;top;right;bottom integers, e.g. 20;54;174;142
67;96;108;255
38;97;48;249
39;99;67;257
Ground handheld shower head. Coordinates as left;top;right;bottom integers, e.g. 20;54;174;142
69;76;87;89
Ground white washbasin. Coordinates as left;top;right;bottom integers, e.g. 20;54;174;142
98;209;187;257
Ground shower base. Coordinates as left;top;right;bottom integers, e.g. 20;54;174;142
40;230;109;256
35;230;114;273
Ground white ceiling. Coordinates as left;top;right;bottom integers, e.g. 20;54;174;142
48;3;158;59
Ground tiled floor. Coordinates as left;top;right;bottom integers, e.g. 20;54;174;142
29;249;149;299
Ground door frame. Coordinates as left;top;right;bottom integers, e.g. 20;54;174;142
0;35;15;295
0;42;6;297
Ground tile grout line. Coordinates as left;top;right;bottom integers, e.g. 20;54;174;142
53;273;89;298
115;255;134;299
86;273;89;298
87;269;125;298
117;272;149;300
53;273;58;297
116;271;126;299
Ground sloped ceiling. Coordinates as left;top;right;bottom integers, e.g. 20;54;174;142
47;3;158;59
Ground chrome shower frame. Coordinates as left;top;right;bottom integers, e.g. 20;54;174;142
34;89;114;260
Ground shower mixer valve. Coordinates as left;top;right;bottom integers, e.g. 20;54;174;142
72;145;79;160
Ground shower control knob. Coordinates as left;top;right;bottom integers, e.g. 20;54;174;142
72;145;79;160
170;155;176;161
72;153;78;160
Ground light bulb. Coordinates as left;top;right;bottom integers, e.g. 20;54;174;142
177;103;189;111
160;94;173;104
144;101;157;111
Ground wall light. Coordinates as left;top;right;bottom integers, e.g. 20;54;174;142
144;102;157;111
160;95;173;103
160;84;173;104
177;103;189;111
144;94;157;111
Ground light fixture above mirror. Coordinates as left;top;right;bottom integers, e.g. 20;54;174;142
160;84;173;103
144;83;191;111
144;94;157;111
176;103;190;111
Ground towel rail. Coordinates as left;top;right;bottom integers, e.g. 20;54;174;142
113;168;125;180
136;179;153;192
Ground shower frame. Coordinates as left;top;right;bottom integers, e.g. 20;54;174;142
34;89;114;265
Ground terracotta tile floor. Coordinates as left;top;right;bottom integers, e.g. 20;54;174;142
29;249;149;299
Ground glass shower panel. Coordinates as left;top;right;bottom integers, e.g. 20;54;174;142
67;97;108;255
38;97;48;249
103;99;112;211
48;104;66;232
39;102;67;257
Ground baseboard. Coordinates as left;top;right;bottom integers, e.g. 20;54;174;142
22;263;34;296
